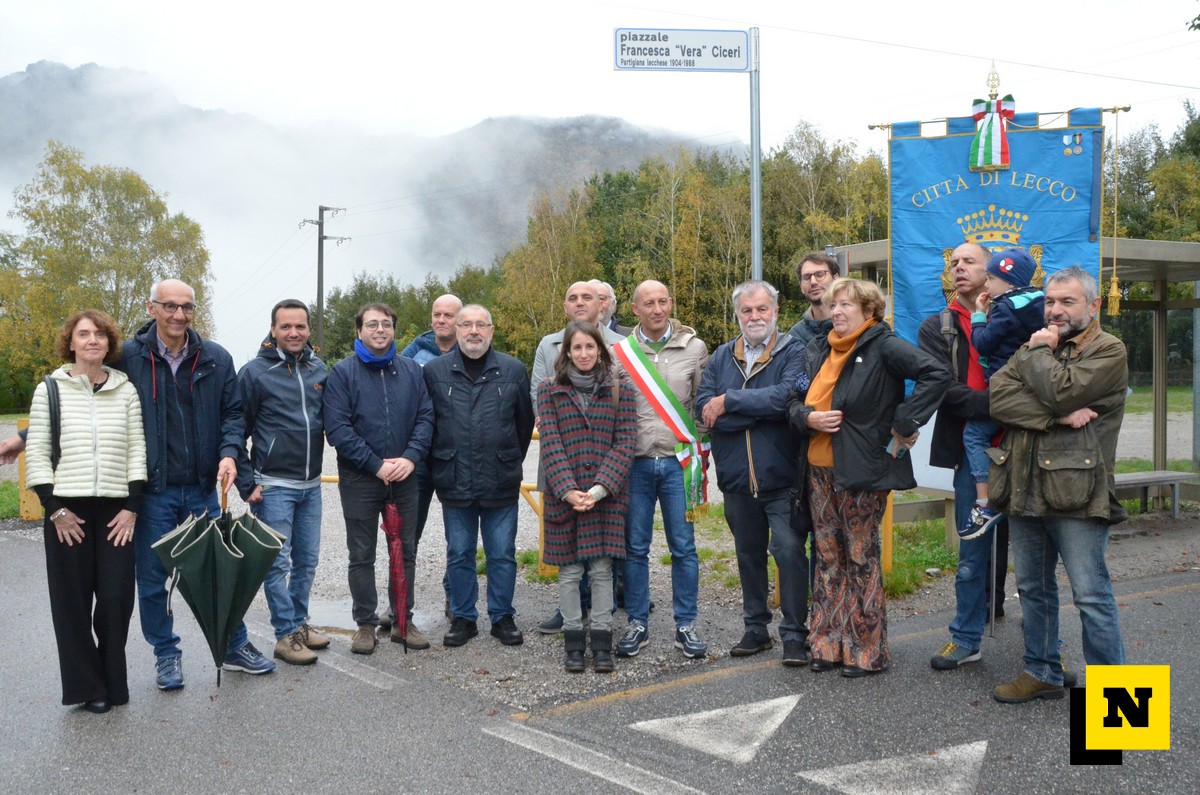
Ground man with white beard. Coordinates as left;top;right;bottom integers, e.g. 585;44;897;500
696;281;810;664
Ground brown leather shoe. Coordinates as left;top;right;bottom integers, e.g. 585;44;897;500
274;633;318;665
298;623;330;650
351;625;377;655
993;671;1064;703
393;622;432;650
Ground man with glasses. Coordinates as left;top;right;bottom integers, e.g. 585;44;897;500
325;303;434;654
423;305;534;647
0;280;271;688
787;252;840;346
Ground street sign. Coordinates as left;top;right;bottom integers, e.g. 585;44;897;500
614;28;749;72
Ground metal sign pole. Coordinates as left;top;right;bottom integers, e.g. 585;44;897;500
749;27;762;281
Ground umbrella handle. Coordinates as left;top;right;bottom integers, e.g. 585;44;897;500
221;488;228;513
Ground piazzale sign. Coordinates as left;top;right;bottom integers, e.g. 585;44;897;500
613;28;749;72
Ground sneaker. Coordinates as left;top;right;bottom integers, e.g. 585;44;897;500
351;625;377;655
274;633;318;666
155;655;184;691
993;671;1065;703
392;622;431;650
490;616;525;646
674;625;707;659
223;642;277;675
730;630;773;657
297;623;330;650
537;609;564;634
931;641;982;670
960;504;1002;541
443;617;479;647
781;639;810;667
616;622;649;657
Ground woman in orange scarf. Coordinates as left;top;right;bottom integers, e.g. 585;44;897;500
788;279;949;677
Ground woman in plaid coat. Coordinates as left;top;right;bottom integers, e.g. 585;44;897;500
537;321;636;673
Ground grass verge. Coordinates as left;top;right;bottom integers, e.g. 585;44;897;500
0;481;18;519
883;518;958;599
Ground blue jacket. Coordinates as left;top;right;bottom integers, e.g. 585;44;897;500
696;330;805;497
118;320;244;493
423;347;534;505
324;350;434;476
401;331;456;367
972;286;1044;377
236;334;328;498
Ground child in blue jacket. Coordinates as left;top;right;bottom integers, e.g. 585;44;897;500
962;247;1044;538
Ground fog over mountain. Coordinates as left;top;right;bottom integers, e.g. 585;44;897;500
0;61;731;361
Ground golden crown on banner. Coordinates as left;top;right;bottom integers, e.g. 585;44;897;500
957;204;1028;249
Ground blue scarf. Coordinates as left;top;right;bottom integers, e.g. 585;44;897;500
354;338;395;369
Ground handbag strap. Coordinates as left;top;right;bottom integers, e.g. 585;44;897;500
43;375;61;471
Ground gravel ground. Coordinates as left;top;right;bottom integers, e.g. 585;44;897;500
3;419;1199;713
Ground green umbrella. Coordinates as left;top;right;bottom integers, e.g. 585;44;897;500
152;508;284;674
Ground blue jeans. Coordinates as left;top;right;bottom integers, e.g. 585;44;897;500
949;454;1009;651
251;485;322;639
135;485;249;659
1009;514;1125;684
723;491;808;643
624;456;699;629
963;418;999;483
444;501;518;623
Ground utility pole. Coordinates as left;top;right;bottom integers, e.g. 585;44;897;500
301;205;349;351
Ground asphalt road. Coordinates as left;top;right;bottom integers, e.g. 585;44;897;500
2;529;1195;795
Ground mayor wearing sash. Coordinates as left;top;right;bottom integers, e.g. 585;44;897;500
611;280;711;660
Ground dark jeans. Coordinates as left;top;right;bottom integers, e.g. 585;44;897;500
45;496;134;705
723;491;808;642
338;465;418;625
950;454;1009;650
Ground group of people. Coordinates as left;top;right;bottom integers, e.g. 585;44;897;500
12;242;1130;712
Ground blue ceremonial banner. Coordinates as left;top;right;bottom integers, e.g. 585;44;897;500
889;109;1103;344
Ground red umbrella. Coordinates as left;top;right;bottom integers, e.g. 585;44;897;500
382;502;408;653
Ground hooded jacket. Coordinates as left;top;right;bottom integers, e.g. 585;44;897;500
696;330;805;497
119;320;244;493
918;304;991;470
401;330;456;367
423;347;534;505
788;323;950;492
235;333;328;498
787;308;834;348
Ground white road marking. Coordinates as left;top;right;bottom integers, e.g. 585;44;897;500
797;740;988;795
484;721;705;795
246;623;403;690
631;694;800;764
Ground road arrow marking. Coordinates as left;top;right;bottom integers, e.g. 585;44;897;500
797;740;988;794
630;694;800;764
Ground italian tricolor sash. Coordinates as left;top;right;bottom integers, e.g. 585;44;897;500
613;335;710;518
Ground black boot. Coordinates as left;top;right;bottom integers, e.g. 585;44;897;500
591;629;614;673
564;629;586;673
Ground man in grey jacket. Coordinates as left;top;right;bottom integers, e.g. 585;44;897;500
988;267;1128;704
611;280;709;659
787;252;839;346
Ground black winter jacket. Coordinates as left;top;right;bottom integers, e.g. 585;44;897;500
236;334;328;498
423;348;535;505
696;331;805;497
119;321;244;493
788;323;950;492
917;307;990;470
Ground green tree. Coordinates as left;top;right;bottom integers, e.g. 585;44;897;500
0;141;212;407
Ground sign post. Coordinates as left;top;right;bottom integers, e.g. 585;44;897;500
615;27;762;280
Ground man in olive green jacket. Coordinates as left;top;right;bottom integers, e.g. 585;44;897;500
987;266;1128;705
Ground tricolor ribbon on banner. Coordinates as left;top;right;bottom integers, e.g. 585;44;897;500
969;94;1015;172
612;336;710;518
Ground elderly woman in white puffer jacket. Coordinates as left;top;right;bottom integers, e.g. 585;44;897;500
26;309;147;715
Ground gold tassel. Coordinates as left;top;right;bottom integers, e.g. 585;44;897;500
1107;274;1121;316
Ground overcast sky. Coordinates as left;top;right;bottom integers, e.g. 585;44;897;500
1;1;1197;360
5;0;1196;151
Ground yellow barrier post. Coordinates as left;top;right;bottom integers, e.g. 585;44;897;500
17;418;43;521
882;491;894;573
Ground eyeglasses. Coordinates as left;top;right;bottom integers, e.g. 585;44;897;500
363;320;394;331
456;321;493;330
152;300;197;315
799;270;831;283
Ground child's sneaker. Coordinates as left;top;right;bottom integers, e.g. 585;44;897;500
960;504;1002;541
